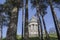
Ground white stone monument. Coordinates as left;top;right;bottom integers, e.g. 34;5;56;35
28;16;38;37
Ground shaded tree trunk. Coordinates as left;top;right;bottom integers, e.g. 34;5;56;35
49;0;60;40
42;15;50;40
6;7;19;40
0;25;2;40
40;16;43;40
37;14;41;40
58;21;60;34
22;0;24;40
24;0;29;40
0;14;3;40
36;2;43;40
38;15;43;40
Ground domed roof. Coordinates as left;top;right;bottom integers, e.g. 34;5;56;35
30;16;37;23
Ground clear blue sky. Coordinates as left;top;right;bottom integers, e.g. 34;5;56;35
0;0;60;38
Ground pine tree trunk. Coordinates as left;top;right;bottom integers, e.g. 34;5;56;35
0;15;3;40
38;15;43;40
58;22;60;34
40;17;43;40
49;0;60;40
36;2;43;40
22;0;24;39
42;15;50;40
0;25;2;40
24;0;29;40
37;14;41;40
6;7;19;40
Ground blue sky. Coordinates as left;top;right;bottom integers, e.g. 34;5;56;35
0;0;60;38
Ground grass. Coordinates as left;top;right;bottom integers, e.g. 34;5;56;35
29;37;40;40
2;34;58;40
2;37;58;40
49;34;58;40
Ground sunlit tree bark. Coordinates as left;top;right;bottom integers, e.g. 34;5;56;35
6;7;19;40
5;0;21;40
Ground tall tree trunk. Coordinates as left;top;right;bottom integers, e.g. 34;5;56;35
58;21;60;34
42;15;50;40
37;14;41;40
0;15;3;40
36;1;43;40
24;0;29;40
49;0;60;40
37;15;43;40
6;7;19;40
40;16;43;40
22;0;24;40
0;25;2;40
